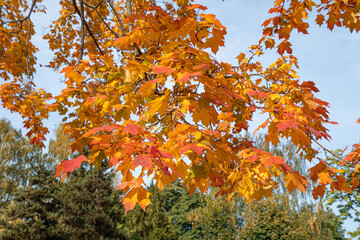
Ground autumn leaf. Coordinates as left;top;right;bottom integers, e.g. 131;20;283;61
284;171;308;193
124;124;139;135
277;40;292;55
133;155;153;169
187;4;207;11
63;155;87;173
152;65;174;75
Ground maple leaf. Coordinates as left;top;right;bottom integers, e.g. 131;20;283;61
179;143;210;155
276;120;299;131
284;171;308;193
277;40;292;55
262;156;285;168
187;4;207;11
133;155;153;169
177;72;201;83
124;124;139;135
63;155;87;173
312;184;326;200
152;65;174;75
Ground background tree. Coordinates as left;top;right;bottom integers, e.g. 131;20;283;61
325;151;360;238
60;163;127;240
122;182;179;240
0;118;48;207
0;166;66;240
187;189;244;240
240;196;345;240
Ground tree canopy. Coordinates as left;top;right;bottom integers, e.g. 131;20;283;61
1;0;360;212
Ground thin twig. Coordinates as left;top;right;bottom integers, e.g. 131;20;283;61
107;0;127;36
83;0;120;38
312;137;343;160
80;0;85;60
72;0;104;56
25;20;32;80
4;0;37;25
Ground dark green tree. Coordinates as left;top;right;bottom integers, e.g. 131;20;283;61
0;167;66;240
59;163;127;240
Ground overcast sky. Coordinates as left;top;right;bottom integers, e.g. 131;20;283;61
1;0;359;236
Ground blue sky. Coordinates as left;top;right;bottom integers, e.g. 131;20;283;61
1;0;360;236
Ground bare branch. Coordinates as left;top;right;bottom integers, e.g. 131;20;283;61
80;0;85;60
312;137;344;160
4;0;37;25
25;21;32;80
107;0;127;36
72;0;104;56
83;0;120;38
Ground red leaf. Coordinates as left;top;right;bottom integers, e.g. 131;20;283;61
133;155;153;169
187;4;207;10
277;40;292;55
262;156;285;168
63;155;87;173
178;72;201;82
152;65;174;75
110;156;120;167
308;127;321;137
124;124;139;135
55;161;64;178
277;120;299;131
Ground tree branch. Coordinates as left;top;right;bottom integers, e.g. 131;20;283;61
83;0;120;38
72;0;104;56
107;0;127;36
312;137;343;160
80;0;85;60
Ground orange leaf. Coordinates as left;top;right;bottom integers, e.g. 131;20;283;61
277;40;292;55
312;184;326;200
152;65;174;75
262;156;285;168
133;155;153;169
187;4;207;10
124;124;139;135
284;171;308;193
63;155;87;173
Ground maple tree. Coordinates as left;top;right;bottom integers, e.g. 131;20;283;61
1;0;360;213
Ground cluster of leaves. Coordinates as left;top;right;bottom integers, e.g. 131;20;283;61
0;122;347;239
1;0;360;212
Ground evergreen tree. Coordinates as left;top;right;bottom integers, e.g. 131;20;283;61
0;167;65;240
59;164;127;240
